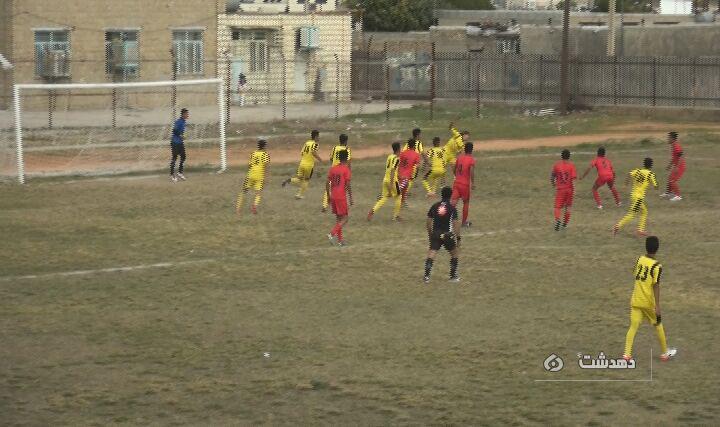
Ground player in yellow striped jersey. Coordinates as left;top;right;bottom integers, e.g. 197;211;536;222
367;142;402;221
402;128;425;196
282;130;323;199
622;236;677;362
422;137;447;197
444;123;469;166
614;158;658;236
237;139;270;215
322;134;351;212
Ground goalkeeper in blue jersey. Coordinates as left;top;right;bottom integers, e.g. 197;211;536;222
170;108;189;182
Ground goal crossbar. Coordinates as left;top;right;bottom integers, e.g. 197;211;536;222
13;78;227;184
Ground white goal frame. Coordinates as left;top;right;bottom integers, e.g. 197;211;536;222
13;78;227;184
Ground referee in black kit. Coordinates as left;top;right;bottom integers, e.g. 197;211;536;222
424;186;461;284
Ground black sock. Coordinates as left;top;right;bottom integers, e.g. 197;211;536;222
450;257;459;278
424;258;434;277
554;220;561;231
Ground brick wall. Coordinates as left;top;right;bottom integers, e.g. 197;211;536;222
2;0;219;111
218;12;352;105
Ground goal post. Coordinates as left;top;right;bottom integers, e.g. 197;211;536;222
12;78;227;184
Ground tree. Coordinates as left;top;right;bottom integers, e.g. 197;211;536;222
441;0;495;9
555;0;578;10
592;0;652;12
344;0;435;32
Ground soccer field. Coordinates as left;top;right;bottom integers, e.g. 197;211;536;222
1;110;720;424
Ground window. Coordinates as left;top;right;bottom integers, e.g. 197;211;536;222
233;30;269;73
105;31;139;78
34;30;70;77
496;38;520;54
173;30;204;75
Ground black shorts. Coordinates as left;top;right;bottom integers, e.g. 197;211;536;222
429;231;457;251
171;143;186;158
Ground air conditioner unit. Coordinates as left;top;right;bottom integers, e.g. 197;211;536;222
298;27;319;50
41;49;69;78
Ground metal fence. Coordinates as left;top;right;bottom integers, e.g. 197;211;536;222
3;52;720;125
351;46;720;110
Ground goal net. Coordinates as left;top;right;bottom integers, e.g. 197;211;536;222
6;79;227;183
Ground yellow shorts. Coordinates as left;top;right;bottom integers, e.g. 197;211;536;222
382;180;400;197
424;169;446;181
631;306;658;325
243;176;264;191
296;164;314;180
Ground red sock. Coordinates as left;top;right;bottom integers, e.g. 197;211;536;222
462;200;470;223
669;181;680;196
611;187;620;204
563;210;571;225
337;226;343;242
592;189;602;206
330;223;339;236
554;207;562;221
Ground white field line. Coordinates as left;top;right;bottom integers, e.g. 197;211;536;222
0;227;538;283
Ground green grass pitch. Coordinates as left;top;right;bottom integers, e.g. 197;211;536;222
1;110;720;424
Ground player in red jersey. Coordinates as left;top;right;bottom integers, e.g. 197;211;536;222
551;149;577;231
580;146;621;209
325;150;353;246
397;139;422;215
451;142;476;227
661;131;686;202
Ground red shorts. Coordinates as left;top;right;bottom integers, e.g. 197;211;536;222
330;197;348;216
669;167;685;182
554;188;574;208
595;176;615;187
452;182;470;203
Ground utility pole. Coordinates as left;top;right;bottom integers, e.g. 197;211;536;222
559;0;572;114
607;0;617;56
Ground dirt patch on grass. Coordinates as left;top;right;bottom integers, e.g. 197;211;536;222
609;122;720;132
18;131;676;177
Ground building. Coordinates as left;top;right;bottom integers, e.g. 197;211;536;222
219;0;352;105
0;0;219;110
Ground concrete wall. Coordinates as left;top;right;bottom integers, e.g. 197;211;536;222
0;0;14;110
226;0;339;13
437;9;703;26
218;12;352;104
521;24;720;57
353;28;515;55
1;0;219;111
